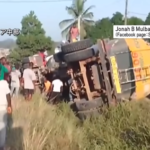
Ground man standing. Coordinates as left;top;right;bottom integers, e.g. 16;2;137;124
66;66;74;102
0;57;11;85
0;64;12;150
70;24;79;42
23;62;36;100
10;65;21;98
0;58;9;81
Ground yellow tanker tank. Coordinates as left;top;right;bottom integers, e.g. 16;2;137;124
109;38;150;100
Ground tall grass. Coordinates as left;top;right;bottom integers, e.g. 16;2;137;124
6;94;150;150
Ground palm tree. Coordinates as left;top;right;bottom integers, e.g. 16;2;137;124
59;0;95;40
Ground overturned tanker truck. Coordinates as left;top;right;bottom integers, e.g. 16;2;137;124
55;38;150;118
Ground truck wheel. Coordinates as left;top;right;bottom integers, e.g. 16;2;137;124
63;48;94;62
61;39;93;54
53;52;64;62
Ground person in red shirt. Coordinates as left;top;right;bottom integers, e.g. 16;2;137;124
70;24;79;42
39;51;46;66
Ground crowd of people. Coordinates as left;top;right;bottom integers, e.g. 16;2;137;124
0;26;80;148
0;56;65;150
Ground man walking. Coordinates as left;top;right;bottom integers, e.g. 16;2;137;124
23;62;36;100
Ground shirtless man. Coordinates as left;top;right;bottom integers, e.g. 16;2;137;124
70;24;79;42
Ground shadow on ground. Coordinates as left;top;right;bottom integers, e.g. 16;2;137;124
6;114;23;150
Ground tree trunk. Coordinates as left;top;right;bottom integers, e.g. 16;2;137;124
80;24;86;39
77;17;81;40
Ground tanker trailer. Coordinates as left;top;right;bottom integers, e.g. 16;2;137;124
60;38;150;115
107;38;150;101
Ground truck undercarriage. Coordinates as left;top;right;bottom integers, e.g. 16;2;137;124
52;38;150;119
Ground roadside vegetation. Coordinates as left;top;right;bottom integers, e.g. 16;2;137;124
6;94;150;150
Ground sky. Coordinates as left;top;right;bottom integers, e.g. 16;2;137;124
0;0;149;41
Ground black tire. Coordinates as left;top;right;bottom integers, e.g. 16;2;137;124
63;48;94;62
61;39;93;54
53;52;64;62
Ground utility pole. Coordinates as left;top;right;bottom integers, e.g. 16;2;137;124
124;0;128;25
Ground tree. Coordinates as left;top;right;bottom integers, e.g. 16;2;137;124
128;17;144;25
144;13;150;42
144;13;150;25
9;11;53;63
85;18;113;43
85;12;145;42
59;0;95;39
111;12;124;25
8;48;22;63
85;12;124;42
16;11;53;57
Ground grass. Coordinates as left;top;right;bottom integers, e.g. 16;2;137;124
6;94;150;150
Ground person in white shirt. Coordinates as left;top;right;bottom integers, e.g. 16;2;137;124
23;62;36;100
0;79;12;150
10;64;21;98
49;75;63;104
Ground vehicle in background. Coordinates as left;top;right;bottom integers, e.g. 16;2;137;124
22;54;44;86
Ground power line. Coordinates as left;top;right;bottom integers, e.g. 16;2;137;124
129;11;147;16
0;0;71;2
